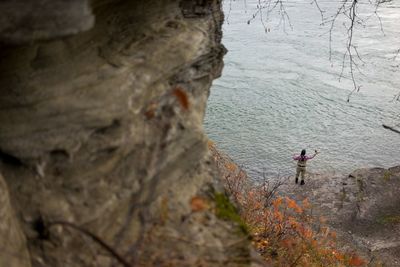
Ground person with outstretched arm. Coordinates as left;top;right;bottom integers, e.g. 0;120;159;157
292;149;318;185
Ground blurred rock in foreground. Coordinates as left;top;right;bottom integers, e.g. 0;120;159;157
0;1;255;266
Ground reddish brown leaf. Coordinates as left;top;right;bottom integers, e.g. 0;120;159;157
172;87;190;110
144;102;158;119
349;254;365;266
190;196;208;212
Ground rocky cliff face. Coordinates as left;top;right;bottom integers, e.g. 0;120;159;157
0;1;253;266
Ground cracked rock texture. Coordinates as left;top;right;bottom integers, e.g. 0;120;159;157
0;1;253;266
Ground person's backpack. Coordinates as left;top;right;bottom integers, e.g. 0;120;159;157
298;156;306;167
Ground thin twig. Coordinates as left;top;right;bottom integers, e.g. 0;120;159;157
382;124;400;134
247;0;292;32
312;0;325;22
393;48;400;61
49;221;131;267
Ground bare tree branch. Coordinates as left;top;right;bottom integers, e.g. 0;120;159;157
320;0;396;101
49;221;131;267
231;0;397;101
382;124;400;135
246;0;293;33
312;0;325;22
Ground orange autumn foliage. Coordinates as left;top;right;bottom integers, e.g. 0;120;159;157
225;162;237;172
349;254;366;266
190;196;208;212
286;197;303;213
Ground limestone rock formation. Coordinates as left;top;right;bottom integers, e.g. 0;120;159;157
0;174;31;267
0;1;253;266
0;0;94;44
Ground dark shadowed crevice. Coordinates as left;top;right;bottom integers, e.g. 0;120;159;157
0;150;23;166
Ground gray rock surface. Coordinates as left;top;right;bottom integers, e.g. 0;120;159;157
281;166;400;266
0;1;254;266
0;0;94;44
0;174;31;267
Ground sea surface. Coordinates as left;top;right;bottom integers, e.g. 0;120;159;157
204;0;400;180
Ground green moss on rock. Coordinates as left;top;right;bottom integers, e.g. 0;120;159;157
383;170;392;181
214;192;248;235
377;215;400;225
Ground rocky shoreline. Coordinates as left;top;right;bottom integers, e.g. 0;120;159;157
281;166;400;266
210;144;400;266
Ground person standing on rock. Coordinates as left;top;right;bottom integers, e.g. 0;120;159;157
293;149;318;185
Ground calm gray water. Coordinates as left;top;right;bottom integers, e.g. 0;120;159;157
204;0;400;180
